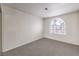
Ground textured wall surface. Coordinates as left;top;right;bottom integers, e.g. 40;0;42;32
43;11;79;45
0;11;2;55
1;5;43;52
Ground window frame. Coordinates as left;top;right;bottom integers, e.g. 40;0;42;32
49;18;66;35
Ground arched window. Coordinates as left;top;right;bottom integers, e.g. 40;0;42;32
49;18;66;35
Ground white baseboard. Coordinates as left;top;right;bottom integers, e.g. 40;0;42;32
2;37;43;52
44;36;79;46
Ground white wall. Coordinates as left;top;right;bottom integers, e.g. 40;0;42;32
43;11;79;45
0;12;2;55
1;5;43;52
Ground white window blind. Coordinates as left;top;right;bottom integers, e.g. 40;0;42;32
49;18;66;35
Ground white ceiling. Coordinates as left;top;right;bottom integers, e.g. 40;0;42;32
5;3;79;18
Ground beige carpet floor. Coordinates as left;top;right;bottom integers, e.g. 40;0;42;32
3;38;79;56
